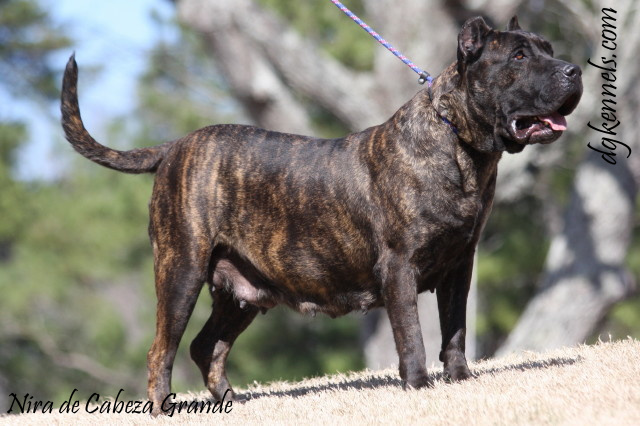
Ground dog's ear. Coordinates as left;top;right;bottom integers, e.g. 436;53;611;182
506;16;521;31
457;17;492;64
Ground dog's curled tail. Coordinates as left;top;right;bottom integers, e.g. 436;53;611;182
61;54;170;174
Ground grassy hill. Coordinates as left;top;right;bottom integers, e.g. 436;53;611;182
3;338;639;425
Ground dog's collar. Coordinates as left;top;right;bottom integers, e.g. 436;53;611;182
427;82;459;135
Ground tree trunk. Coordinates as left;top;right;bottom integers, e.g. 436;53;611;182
177;0;314;134
497;152;637;355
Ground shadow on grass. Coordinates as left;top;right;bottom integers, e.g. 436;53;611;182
237;374;404;402
473;355;582;377
185;354;583;404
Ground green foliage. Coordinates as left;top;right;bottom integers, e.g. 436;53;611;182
0;122;30;247
626;196;640;276
609;196;640;341
0;165;155;401
1;4;79;404
0;0;71;99
477;196;550;355
257;0;374;71
136;26;236;143
249;0;373;137
228;307;364;385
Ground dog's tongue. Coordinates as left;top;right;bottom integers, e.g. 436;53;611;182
539;112;567;131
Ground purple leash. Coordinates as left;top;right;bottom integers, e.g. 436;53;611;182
329;0;432;85
329;1;458;134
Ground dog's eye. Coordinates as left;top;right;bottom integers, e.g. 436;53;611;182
514;51;526;61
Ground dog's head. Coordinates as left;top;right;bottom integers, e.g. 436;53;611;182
453;16;582;153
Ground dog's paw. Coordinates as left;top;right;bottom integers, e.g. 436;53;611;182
402;372;434;390
444;362;474;382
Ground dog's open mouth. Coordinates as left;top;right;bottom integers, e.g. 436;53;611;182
509;91;581;145
511;112;567;142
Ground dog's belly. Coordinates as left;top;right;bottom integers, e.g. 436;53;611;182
209;212;475;318
210;243;383;317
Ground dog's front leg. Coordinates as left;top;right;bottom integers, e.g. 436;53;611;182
436;252;474;381
381;257;432;389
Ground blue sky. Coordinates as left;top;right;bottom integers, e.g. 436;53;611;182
9;0;177;180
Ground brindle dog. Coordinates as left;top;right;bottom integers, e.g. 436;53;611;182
61;16;582;414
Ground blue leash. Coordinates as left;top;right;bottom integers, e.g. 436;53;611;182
329;0;432;85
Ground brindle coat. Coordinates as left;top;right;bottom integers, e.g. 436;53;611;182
60;17;582;414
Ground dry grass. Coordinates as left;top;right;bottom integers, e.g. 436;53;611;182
3;338;639;425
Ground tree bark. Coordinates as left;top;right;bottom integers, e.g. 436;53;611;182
497;153;637;355
177;0;314;134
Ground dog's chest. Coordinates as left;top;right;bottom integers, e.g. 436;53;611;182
407;157;498;287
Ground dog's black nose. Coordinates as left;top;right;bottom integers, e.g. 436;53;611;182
562;64;582;78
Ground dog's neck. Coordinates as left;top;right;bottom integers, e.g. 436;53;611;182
429;63;501;155
383;73;501;198
424;63;502;194
427;84;459;136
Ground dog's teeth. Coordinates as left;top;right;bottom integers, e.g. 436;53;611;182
536;117;551;128
239;300;247;309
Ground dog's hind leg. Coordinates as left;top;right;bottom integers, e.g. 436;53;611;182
190;288;258;401
146;234;210;415
436;253;474;381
